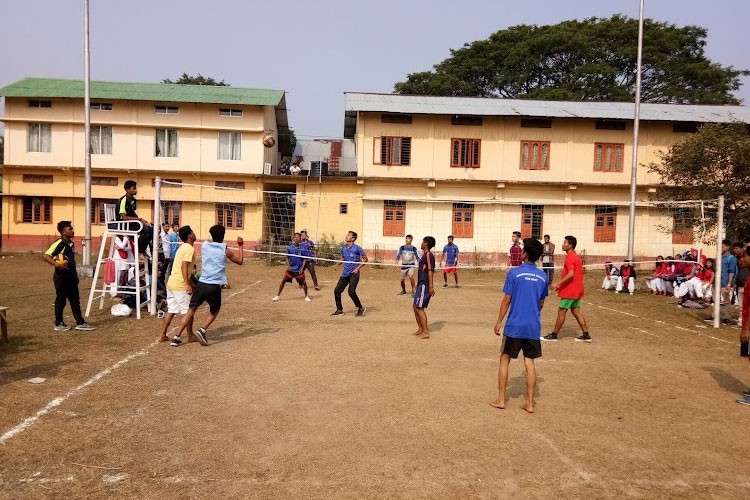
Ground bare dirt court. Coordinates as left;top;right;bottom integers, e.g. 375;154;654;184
1;253;749;499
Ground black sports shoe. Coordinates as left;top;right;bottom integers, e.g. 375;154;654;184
331;310;344;316
575;333;592;342
194;328;209;346
170;336;183;347
541;333;558;342
356;307;367;317
742;389;750;398
398;290;407;295
442;283;448;288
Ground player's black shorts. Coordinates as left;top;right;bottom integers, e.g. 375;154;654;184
189;282;222;315
501;336;542;359
283;270;306;285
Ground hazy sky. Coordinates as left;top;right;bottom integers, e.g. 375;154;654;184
1;0;748;138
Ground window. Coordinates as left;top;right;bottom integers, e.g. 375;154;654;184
594;143;624;172
381;113;412;124
155;129;178;157
339;203;348;214
451;116;483;126
521;118;552;128
90;102;113;111
92;176;118;186
673;122;699;133
594;206;617;242
520;141;550;170
161;201;182;226
90;126;113;154
27;123;52;152
90;199;108;225
215;181;245;190
219;108;243;117
451;139;481;168
152;178;182;187
218;132;241;160
595;119;626;130
672;208;694;244
375;137;411;166
155;106;179;114
383;200;406;237
22;174;53;184
521;205;544;240
452;203;474;238
28;100;51;108
216;203;244;229
22;197;52;223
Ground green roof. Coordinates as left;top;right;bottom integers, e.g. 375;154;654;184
0;78;284;106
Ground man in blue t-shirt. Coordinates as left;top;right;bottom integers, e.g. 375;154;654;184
299;230;320;290
440;235;460;288
491;238;548;414
395;234;419;296
273;232;311;302
332;230;368;316
413;236;436;339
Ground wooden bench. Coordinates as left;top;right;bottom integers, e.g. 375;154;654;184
0;306;8;343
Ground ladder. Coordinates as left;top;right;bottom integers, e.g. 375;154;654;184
85;204;150;319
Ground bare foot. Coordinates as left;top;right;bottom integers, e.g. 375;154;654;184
490;400;505;409
186;334;199;343
158;336;170;342
417;333;430;339
413;329;423;336
520;403;535;413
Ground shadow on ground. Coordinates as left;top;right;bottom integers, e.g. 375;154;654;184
702;366;747;394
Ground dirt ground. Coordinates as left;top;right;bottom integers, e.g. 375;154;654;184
1;253;749;499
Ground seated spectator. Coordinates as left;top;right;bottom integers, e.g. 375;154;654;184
601;261;619;291
278;163;290;175
674;255;699;299
646;256;665;294
290;164;302;176
657;256;677;296
616;259;637;295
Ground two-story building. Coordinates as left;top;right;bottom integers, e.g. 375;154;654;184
0;77;290;252
341;92;750;261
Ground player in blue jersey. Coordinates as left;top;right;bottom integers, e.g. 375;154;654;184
491;238;548;413
395;234;419;296
440;235;460;288
273;232;311;302
332;230;368;316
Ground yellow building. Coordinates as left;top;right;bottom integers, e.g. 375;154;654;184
0;77;295;252
343;92;750;261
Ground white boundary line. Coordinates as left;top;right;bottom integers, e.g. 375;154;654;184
0;279;263;446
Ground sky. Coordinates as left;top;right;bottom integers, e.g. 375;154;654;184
1;0;749;138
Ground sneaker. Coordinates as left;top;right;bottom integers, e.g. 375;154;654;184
615;291;620;294
736;398;750;406
314;286;320;291
629;292;634;295
272;296;280;302
54;323;71;332
442;283;448;288
575;333;593;342
75;322;95;331
170;336;183;347
742;389;750;398
194;327;209;346
541;333;558;342
356;307;367;317
398;290;407;295
305;296;312;302
331;310;344;316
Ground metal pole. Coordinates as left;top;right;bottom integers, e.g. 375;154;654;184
83;0;92;266
150;177;162;315
713;195;724;329
627;0;645;261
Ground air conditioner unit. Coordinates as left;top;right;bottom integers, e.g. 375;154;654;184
263;163;272;175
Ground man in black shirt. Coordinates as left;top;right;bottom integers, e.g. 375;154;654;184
116;180;153;256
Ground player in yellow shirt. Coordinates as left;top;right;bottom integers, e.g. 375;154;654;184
158;226;197;343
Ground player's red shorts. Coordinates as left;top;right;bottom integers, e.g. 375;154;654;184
283;270;306;285
444;265;458;274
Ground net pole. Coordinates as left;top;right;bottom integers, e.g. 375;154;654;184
713;195;724;329
626;0;645;262
150;177;162;315
83;0;92;267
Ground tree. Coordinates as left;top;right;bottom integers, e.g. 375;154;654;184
648;123;750;241
162;73;229;86
395;15;747;104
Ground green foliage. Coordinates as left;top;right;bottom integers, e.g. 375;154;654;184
315;234;345;266
162;73;229;86
648;123;750;241
395;15;747;104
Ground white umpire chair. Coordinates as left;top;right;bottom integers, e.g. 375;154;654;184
86;204;150;319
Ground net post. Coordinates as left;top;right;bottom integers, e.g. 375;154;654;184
150;177;162;315
713;195;724;329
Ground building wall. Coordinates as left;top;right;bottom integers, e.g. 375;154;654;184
294;181;363;244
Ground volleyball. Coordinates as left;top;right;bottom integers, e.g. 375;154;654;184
262;135;276;148
56;254;68;266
